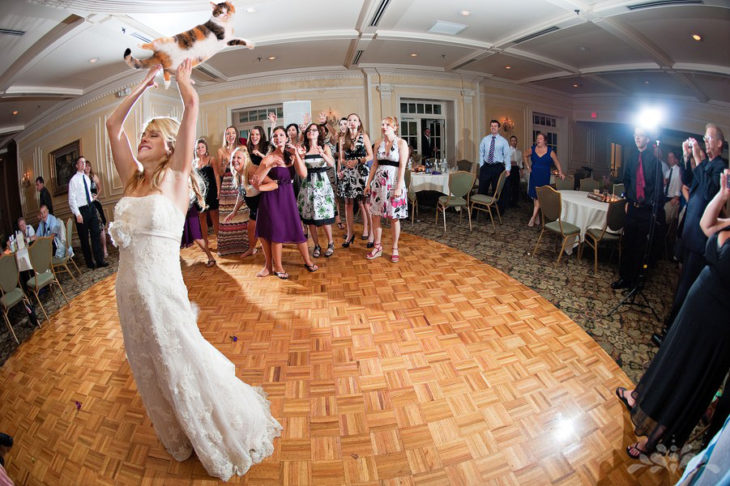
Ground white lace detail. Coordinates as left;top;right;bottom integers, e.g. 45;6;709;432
112;194;281;481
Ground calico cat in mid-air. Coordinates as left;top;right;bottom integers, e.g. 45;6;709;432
123;2;253;87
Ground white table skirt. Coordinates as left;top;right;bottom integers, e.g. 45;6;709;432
559;190;613;254
14;248;32;272
410;173;450;194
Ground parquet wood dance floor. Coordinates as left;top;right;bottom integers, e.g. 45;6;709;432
0;230;676;485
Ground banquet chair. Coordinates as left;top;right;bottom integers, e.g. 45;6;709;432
435;171;475;232
51;218;80;282
612;183;625;196
456;159;473;172
27;237;69;323
532;186;581;264
469;170;507;233
555;176;574;191
579;178;600;192
404;169;418;224
578;199;626;273
0;254;39;343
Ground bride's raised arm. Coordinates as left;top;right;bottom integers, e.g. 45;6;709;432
168;59;198;177
105;64;162;183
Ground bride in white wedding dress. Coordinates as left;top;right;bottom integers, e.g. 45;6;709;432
105;60;281;481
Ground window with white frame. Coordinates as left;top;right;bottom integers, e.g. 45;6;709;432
399;100;446;160
231;104;283;141
532;113;560;154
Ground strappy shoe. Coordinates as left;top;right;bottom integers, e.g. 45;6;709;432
626;442;649;459
304;263;318;272
324;242;335;257
361;232;369;240
274;271;289;280
342;235;355;248
366;243;383;260
391;248;400;263
205;258;216;268
615;387;634;412
313;245;321;258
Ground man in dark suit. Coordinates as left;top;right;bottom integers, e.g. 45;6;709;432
612;127;664;290
653;123;727;345
35;176;53;215
421;128;437;159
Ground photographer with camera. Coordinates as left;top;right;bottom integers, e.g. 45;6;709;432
653;123;727;346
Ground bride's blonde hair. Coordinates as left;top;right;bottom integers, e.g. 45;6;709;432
125;117;205;208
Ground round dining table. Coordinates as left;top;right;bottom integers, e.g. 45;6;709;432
558;190;614;254
410;172;450;194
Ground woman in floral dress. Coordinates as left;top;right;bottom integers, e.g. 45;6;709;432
364;116;408;263
297;123;336;258
337;113;373;248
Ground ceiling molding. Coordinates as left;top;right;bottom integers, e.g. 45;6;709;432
0;125;25;136
375;30;493;50
0;14;88;91
586;74;631;95
3;86;83;97
502;48;580;74
252;30;360;46
591;17;674;68
672;63;730;76
668;72;710;103
446;50;491;71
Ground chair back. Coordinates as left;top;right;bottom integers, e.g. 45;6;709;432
448;171;476;198
579;178;600;192
612;183;625;196
456;159;473;172
29;237;54;274
493;170;508;200
536;185;562;222
555;177;573;191
0;254;20;294
606;199;627;232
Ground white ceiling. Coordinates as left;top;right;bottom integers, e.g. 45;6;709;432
1;0;728;138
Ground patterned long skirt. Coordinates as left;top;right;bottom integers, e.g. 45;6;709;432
217;171;248;256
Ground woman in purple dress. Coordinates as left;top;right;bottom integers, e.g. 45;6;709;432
524;132;565;227
253;126;318;279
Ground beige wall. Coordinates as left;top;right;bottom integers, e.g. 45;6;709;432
14;67;729;225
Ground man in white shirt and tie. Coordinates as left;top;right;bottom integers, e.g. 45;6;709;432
507;135;523;207
68;155;107;269
478;120;511;214
663;151;682;226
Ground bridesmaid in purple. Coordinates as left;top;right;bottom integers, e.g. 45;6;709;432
252;126;318;279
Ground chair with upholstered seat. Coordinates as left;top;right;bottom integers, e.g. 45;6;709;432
579;178;600;192
532;185;581;264
27;236;69;323
555;175;574;191
470;170;507;233
612;183;625;196
578;199;626;273
435;171;475;232
0;254;39;343
456;159;473;172
404;169;419;224
51;218;80;282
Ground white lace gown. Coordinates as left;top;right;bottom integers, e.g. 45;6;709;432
109;194;281;481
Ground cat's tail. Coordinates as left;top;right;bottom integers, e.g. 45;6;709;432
123;48;156;70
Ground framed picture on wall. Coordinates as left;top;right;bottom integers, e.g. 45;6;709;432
49;140;80;196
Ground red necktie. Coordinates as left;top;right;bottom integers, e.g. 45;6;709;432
636;151;645;202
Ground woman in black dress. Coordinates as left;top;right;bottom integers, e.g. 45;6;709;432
84;160;108;258
616;168;730;458
193;138;220;245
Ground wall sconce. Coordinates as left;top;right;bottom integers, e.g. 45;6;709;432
501;117;515;133
21;170;32;187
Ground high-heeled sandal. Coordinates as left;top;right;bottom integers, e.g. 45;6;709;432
324;242;335;257
312;245;321;258
360;232;369;240
366;243;383;260
304;263;318;272
615;387;633;412
626;442;648;459
205;258;216;267
391;248;400;263
342;235;355;248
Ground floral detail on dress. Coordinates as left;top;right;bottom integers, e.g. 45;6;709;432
298;154;336;226
108;220;132;249
369;139;408;220
337;134;369;199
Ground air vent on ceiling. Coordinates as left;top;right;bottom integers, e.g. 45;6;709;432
352;50;364;65
197;65;222;81
0;28;25;36
512;26;560;45
130;31;151;43
628;0;702;10
370;0;390;27
429;21;467;36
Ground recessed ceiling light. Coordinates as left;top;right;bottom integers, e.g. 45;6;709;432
89;57;98;64
691;33;702;41
461;10;470;16
504;65;511;70
578;46;588;52
267;56;276;60
12;110;19;116
572;83;580;88
644;80;650;85
246;7;256;13
410;53;418;57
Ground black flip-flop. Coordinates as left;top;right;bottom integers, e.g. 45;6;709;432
615;387;633;412
274;271;289;280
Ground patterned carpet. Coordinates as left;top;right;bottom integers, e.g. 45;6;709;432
1;202;676;384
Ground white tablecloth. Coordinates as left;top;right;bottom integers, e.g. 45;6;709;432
14;248;32;272
410;173;449;194
559;190;611;254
